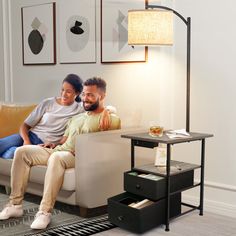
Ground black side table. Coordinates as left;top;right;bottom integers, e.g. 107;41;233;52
121;131;213;231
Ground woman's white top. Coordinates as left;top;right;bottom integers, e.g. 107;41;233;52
25;97;84;143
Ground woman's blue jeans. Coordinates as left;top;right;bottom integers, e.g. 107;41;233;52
0;131;43;159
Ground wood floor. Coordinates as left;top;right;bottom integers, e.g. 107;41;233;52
94;211;236;236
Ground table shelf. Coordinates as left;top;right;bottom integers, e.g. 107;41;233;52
133;160;200;177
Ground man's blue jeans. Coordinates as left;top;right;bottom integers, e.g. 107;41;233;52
0;131;43;159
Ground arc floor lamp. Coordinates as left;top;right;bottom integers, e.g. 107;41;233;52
128;3;191;132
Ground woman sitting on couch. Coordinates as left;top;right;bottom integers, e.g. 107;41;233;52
0;74;112;159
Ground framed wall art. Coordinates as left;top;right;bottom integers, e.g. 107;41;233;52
101;0;147;63
59;0;96;64
21;3;56;65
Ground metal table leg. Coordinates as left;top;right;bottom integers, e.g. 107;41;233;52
165;143;171;231
131;140;135;169
199;139;205;215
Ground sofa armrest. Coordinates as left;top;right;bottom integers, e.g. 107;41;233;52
74;127;155;208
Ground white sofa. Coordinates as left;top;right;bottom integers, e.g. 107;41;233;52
0;103;154;217
0;128;156;217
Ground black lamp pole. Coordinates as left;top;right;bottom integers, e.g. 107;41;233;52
146;4;191;132
145;4;191;232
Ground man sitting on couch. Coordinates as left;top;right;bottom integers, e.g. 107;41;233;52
0;77;121;229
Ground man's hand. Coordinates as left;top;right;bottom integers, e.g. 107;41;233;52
39;143;56;149
99;109;111;131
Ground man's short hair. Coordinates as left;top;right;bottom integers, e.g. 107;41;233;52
84;77;106;93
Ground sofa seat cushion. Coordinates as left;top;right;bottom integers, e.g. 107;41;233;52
0;103;36;138
0;159;75;191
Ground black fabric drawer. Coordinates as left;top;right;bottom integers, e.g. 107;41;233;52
124;170;193;200
108;192;181;234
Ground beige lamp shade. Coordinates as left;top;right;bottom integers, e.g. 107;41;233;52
128;10;173;45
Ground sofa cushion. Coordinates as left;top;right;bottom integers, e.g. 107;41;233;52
0;159;75;191
0;103;36;138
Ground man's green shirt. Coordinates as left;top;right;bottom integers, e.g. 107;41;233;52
53;112;121;153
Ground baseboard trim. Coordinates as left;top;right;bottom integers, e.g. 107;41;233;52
195;179;236;192
183;194;236;219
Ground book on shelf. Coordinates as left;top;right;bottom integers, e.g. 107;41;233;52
138;173;163;181
166;129;191;139
128;171;138;176
128;199;154;209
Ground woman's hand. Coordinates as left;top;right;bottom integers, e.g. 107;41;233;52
20;123;32;145
23;140;32;145
39;143;56;149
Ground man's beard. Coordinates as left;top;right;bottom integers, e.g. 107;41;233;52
83;99;99;111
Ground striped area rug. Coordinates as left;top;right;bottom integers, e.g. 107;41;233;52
0;189;115;236
25;215;115;236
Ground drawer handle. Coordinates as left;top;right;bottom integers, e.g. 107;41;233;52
136;184;141;189
118;216;123;221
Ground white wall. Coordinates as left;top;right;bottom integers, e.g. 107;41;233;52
1;0;235;217
6;0;177;127
0;0;5;100
170;0;236;217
